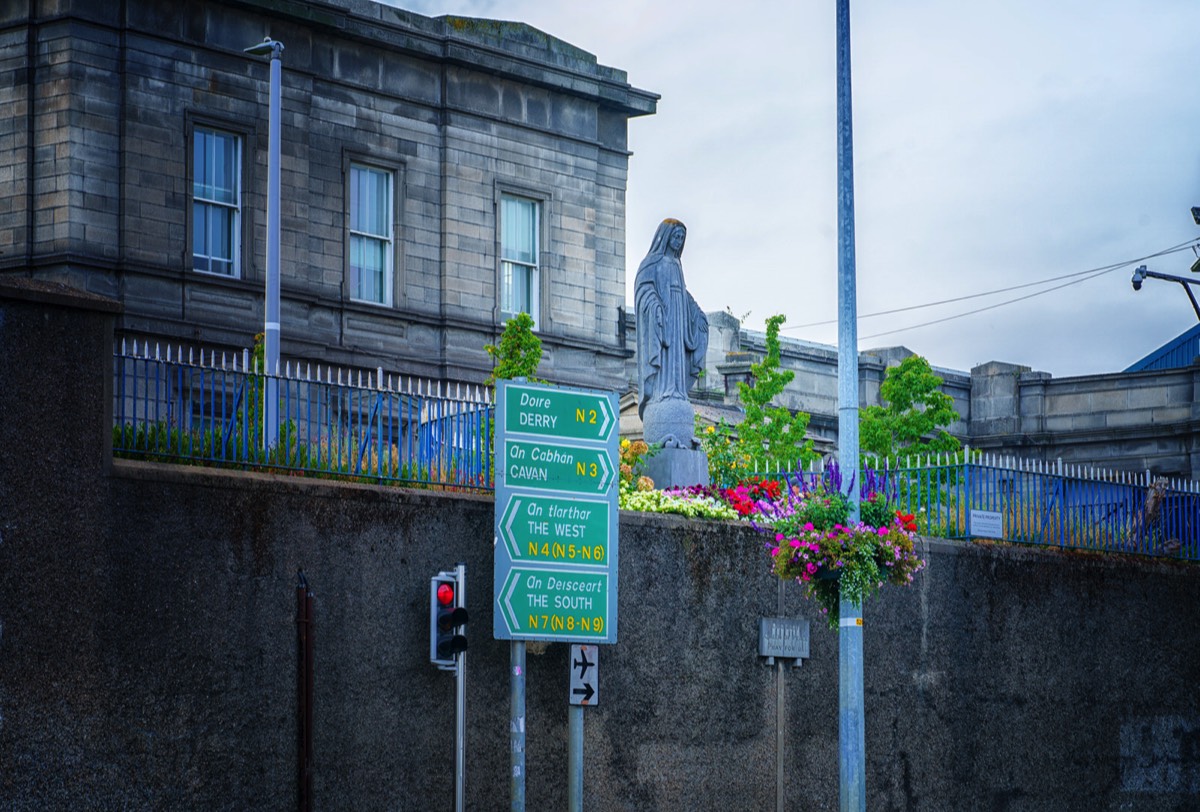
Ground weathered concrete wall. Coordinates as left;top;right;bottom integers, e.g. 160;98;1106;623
0;279;120;804
3;282;1200;810
4;464;1200;810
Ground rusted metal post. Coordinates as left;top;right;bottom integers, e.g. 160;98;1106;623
296;570;314;812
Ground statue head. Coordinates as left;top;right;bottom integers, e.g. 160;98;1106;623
646;218;686;261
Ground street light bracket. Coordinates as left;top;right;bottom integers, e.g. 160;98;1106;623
244;37;284;57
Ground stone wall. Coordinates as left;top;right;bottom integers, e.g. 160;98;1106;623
3;279;1200;811
969;361;1200;478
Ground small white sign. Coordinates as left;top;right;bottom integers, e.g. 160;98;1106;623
970;509;1004;539
569;644;598;706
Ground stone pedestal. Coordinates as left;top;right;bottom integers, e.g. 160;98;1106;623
645;446;709;490
642;397;695;449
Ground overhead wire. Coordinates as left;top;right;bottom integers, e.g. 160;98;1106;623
784;237;1200;335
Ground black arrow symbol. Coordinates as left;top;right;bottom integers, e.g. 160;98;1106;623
572;682;595;703
573;647;593;679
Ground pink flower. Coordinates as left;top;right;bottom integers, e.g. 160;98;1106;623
770;547;780;556
790;539;802;548
803;522;814;532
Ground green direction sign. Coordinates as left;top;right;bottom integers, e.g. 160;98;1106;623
497;567;610;641
503;383;616;443
498;494;610;564
494;379;618;644
502;439;615;495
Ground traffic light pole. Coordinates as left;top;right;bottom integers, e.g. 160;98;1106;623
454;563;467;812
430;565;469;811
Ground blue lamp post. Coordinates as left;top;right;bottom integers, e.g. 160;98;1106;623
244;36;284;450
835;1;865;809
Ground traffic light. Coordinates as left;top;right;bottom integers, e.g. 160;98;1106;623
430;569;468;671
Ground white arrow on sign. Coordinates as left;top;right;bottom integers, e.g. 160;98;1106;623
596;396;613;441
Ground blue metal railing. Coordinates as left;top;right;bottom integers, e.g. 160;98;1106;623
113;341;493;490
753;452;1199;561
112;343;1198;557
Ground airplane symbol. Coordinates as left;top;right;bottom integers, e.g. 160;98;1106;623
573;646;593;679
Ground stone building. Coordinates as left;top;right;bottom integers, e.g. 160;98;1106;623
1;0;656;390
676;312;1200;481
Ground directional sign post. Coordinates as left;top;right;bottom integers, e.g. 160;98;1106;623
493;379;619;644
568;644;598;811
495;379;618;812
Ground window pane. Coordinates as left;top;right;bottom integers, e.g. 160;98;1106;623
501;260;531;315
351;234;388;303
193;135;207;199
194;201;236;276
350;165;390;238
501;196;536;264
193;202;208;263
194;128;238;204
209;206;232;265
211;132;237;204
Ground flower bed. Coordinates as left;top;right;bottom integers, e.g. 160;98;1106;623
617;445;927;627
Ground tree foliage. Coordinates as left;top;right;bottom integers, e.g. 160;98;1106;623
734;314;817;468
859;354;960;463
484;313;543;387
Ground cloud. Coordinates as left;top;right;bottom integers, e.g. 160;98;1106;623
396;0;1200;376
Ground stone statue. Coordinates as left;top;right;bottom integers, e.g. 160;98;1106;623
635;218;710;487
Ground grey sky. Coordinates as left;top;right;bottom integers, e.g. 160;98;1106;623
398;0;1200;376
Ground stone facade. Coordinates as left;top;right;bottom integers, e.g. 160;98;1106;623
968;360;1199;479
0;0;655;390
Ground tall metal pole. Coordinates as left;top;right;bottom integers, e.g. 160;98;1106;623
264;40;282;450
568;704;583;811
245;36;283;450
835;1;866;810
510;641;526;811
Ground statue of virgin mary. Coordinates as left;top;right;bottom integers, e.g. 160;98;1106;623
634;218;708;449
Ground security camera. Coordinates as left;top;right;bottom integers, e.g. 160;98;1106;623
1131;266;1145;291
1192;206;1200;226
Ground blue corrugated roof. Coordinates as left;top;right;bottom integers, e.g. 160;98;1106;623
1124;322;1200;371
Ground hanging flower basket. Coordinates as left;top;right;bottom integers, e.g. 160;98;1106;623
763;509;925;627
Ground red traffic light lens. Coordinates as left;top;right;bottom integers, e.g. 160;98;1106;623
437;582;455;605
